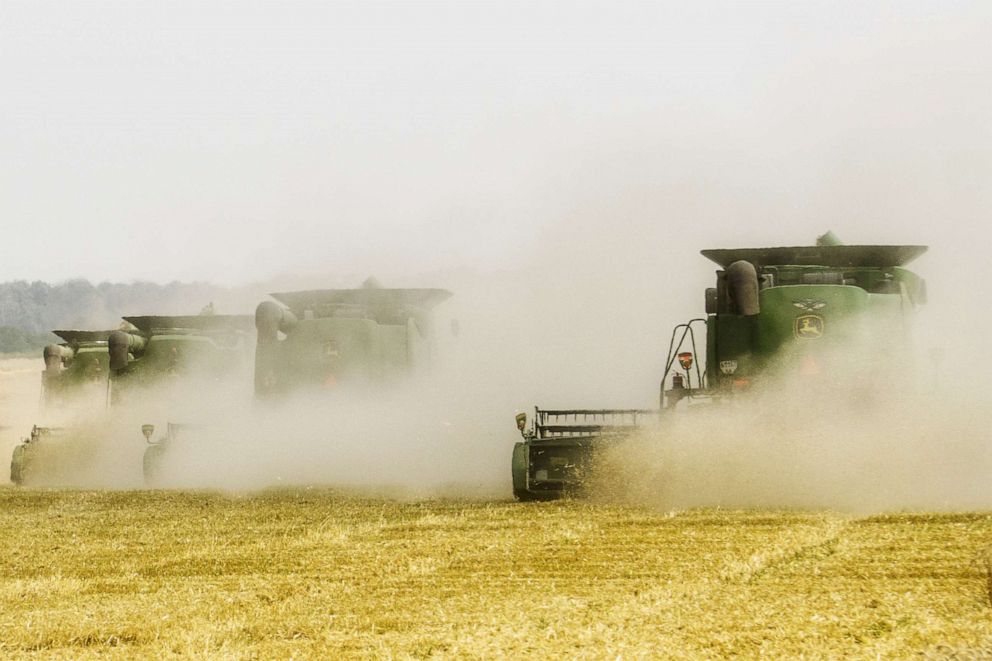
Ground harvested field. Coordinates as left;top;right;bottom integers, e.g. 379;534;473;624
0;489;990;658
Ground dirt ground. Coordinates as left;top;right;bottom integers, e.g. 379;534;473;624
0;358;42;476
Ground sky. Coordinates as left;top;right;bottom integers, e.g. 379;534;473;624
1;1;991;499
1;0;989;287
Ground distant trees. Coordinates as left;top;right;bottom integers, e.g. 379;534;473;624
0;327;58;355
0;279;232;354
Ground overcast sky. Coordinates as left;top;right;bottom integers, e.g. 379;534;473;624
1;1;989;286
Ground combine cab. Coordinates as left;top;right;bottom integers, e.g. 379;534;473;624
512;233;928;500
254;282;452;397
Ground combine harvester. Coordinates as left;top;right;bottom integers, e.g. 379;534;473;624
139;280;451;482
11;314;256;485
117;314;255;481
10;329;114;484
511;232;928;500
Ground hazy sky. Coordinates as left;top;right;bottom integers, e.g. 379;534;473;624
1;1;989;285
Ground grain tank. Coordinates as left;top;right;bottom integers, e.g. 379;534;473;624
109;314;254;402
254;283;452;397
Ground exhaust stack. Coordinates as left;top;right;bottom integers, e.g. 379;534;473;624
108;331;147;372
43;344;73;373
726;260;760;316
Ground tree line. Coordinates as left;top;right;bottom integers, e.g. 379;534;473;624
0;279;233;354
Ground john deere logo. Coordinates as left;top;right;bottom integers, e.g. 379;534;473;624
795;315;824;339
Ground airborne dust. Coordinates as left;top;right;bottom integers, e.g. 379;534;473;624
1;3;990;510
4;221;991;511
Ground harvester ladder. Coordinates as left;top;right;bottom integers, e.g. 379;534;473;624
661;318;707;407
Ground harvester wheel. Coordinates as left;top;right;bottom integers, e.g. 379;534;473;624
513;488;541;502
10;445;25;486
142;444;167;484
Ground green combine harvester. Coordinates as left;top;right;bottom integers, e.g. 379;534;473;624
253;282;452;397
10;330;114;485
138;282;451;482
116;314;255;481
11;314;256;485
511;233;928;500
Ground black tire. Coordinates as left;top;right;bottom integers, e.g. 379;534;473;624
513;488;533;501
514;488;554;502
142;444;166;485
10;445;25;486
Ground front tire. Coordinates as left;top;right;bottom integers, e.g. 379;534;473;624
10;445;26;485
142;443;167;485
514;488;554;502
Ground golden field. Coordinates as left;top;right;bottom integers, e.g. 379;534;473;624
0;489;989;659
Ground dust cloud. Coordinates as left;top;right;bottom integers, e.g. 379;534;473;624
592;350;992;513
6;240;990;513
1;3;990;510
3;224;991;510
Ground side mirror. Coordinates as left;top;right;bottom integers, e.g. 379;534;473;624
141;424;155;443
704;288;717;314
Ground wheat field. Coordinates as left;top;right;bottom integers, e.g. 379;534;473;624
0;488;989;659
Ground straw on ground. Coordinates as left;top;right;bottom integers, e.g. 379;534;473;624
0;489;989;659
